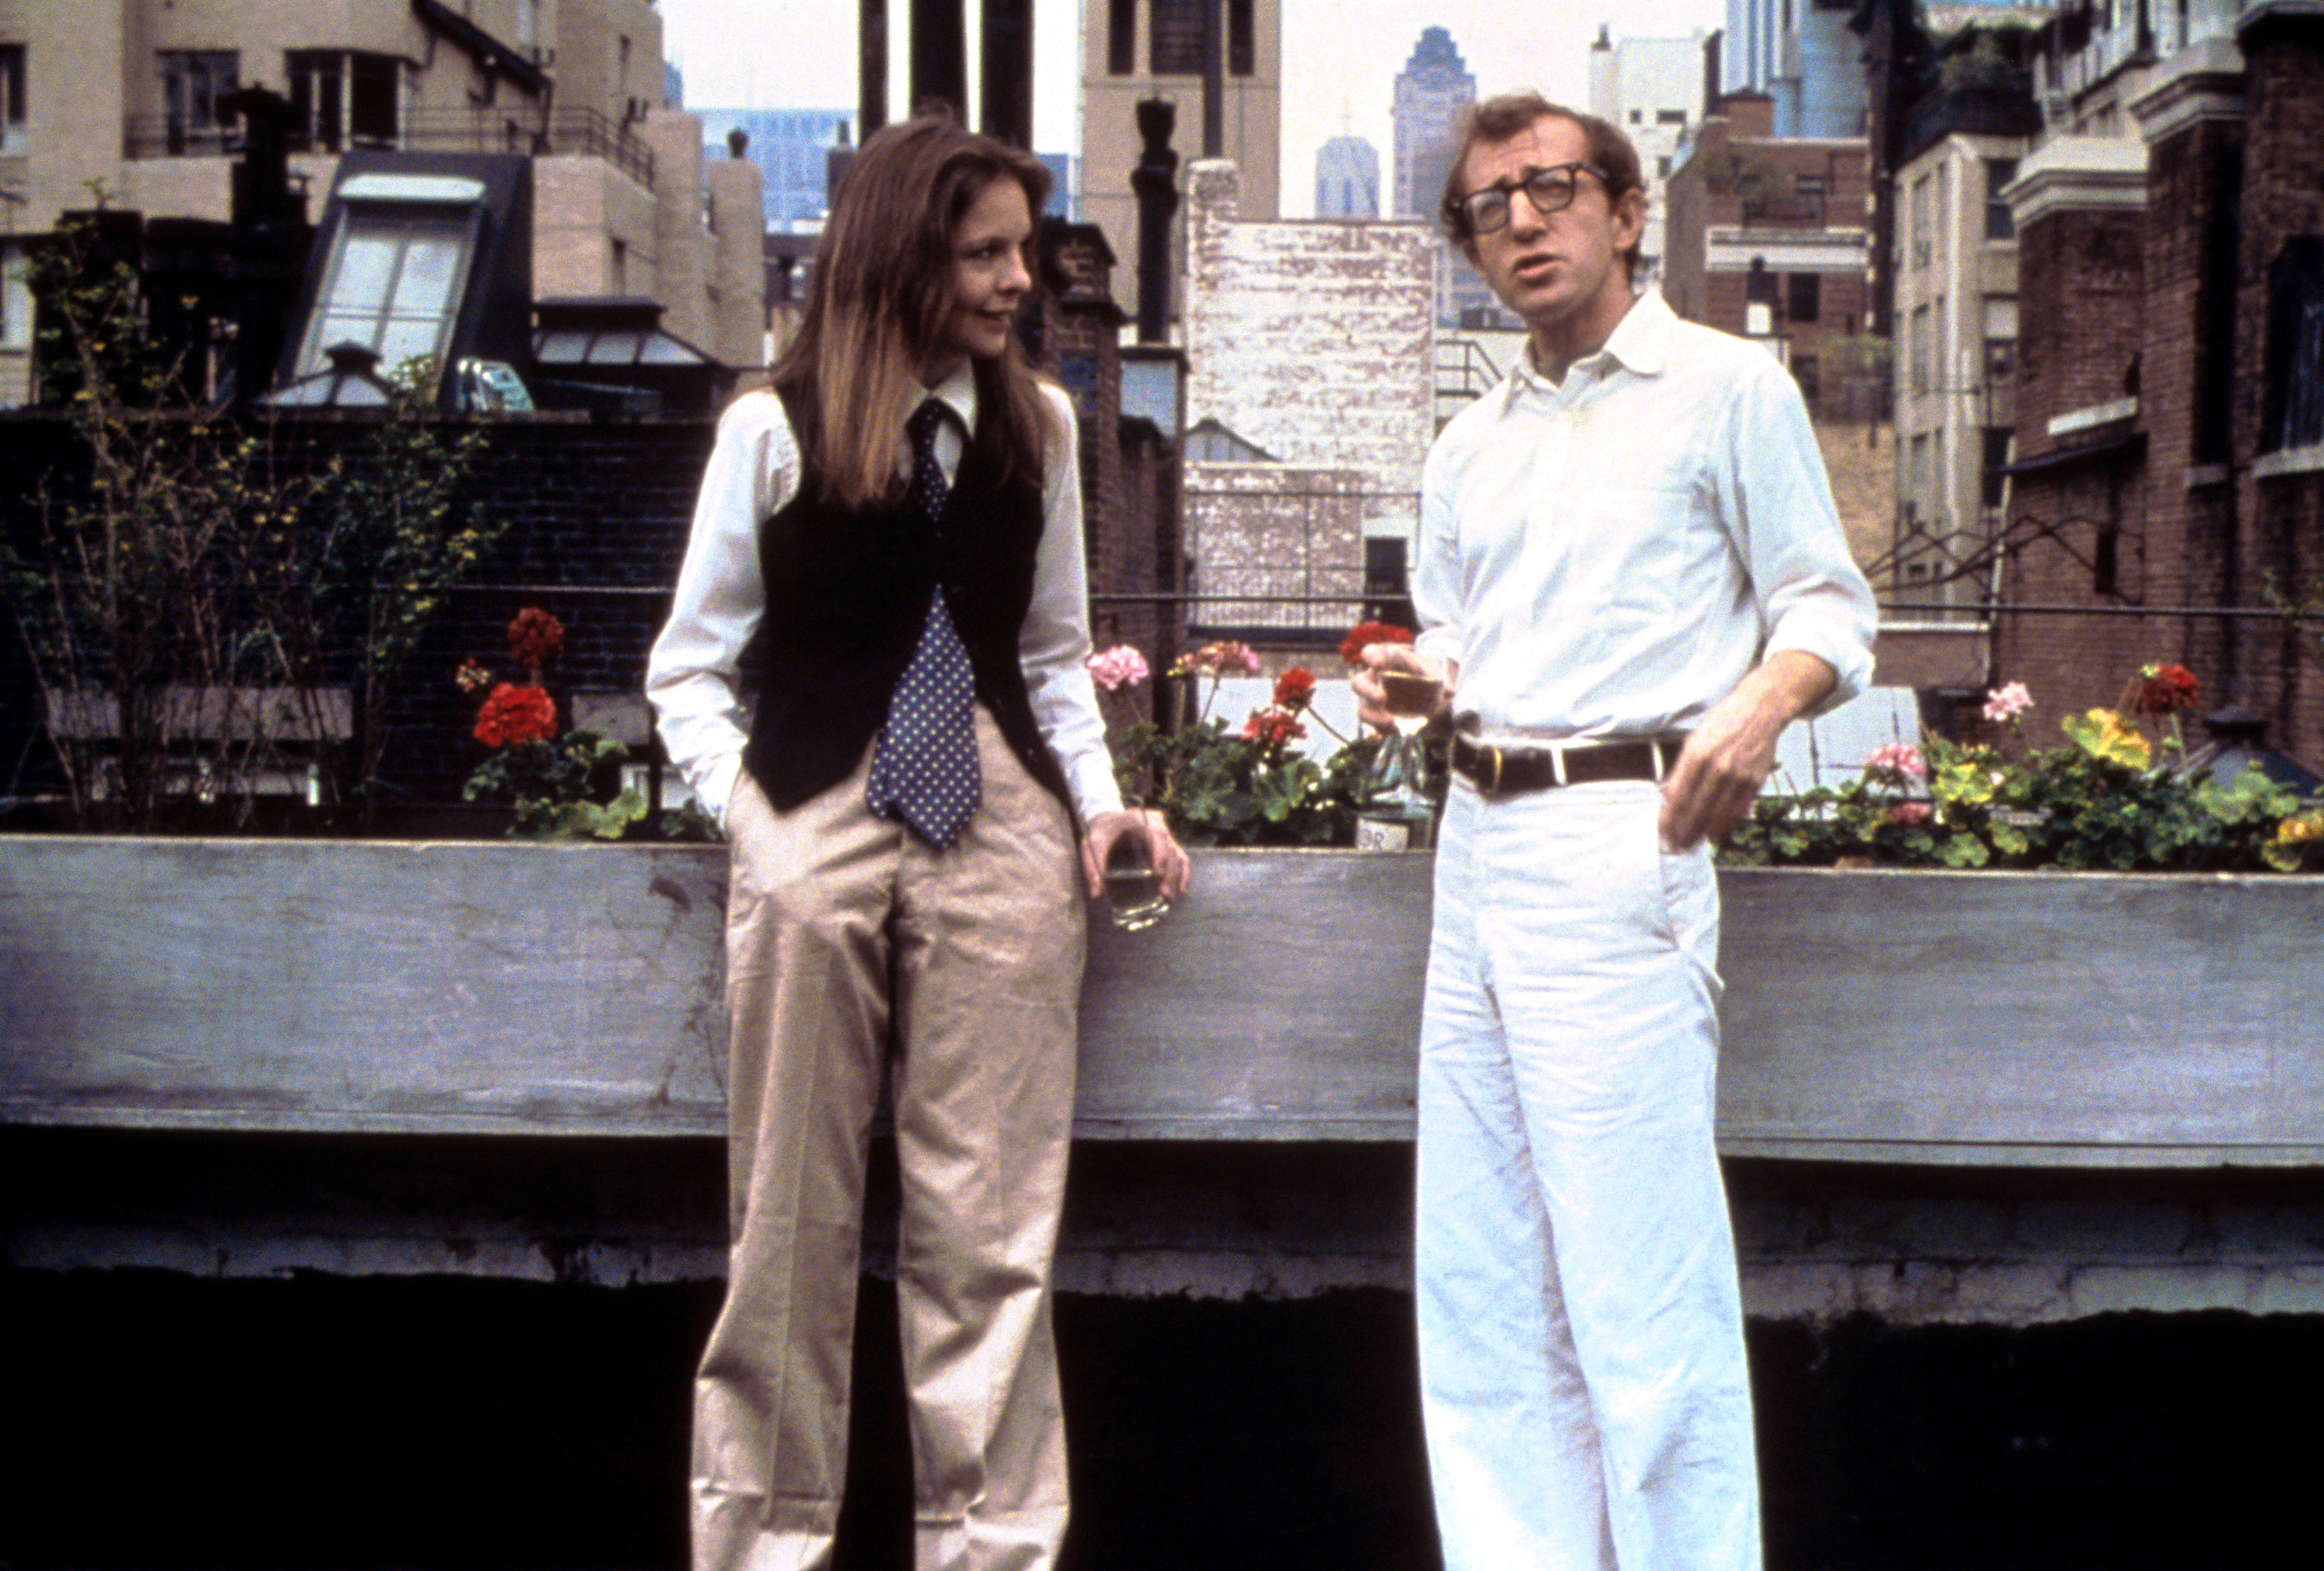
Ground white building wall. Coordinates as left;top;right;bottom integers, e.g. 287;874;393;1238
1183;158;1434;549
1588;33;1708;285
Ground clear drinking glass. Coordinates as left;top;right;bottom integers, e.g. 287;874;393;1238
1102;826;1170;930
1363;646;1444;820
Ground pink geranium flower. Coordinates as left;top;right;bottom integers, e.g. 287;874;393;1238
1864;742;1927;785
1086;645;1151;692
1982;681;2033;723
1171;640;1262;677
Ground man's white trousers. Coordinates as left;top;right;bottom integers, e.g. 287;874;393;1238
1417;777;1760;1571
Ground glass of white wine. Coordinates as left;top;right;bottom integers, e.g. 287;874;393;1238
1363;645;1444;831
1102;824;1170;931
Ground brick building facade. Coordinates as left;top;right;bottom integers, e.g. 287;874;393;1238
1993;10;2324;766
1664;91;1874;402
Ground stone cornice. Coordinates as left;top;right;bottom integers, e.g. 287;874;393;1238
2003;137;2149;227
2132;39;2246;144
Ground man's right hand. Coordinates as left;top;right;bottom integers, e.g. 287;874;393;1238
1353;643;1453;732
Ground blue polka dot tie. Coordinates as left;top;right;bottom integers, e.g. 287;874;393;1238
865;400;982;849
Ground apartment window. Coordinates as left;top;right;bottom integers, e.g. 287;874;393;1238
1910;304;1930;394
1108;0;1136;74
1983;294;2017;386
1;43;25;153
2;239;32;355
2262;235;2324;453
610;235;628;294
1738;260;1772;336
517;0;539;52
1656;108;1686;125
1985;158;2020;240
287;50;404;152
1908;433;1930;514
1795;173;1826;202
1228;0;1253;75
1657;156;1672;179
1150;0;1204;75
1149;0;1254;78
1786;271;1820;324
1630;109;1644;125
295;204;476;380
1911;174;1932;268
157;50;241;153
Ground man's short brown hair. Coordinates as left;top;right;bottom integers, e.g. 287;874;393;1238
1438;94;1645;278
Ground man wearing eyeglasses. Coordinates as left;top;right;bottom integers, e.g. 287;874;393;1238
1354;96;1875;1571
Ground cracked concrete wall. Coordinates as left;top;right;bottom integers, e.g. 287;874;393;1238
12;1133;2324;1327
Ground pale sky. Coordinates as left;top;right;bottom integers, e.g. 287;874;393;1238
661;0;1731;217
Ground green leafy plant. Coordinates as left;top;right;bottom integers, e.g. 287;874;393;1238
2;215;330;830
2;211;497;831
1087;628;1441;847
311;364;498;820
1727;666;2324;875
464;727;646;839
457;608;647;840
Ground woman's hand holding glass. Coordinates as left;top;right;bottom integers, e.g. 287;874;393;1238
1081;808;1191;930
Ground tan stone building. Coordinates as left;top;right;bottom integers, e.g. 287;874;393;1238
1891;124;2032;617
1081;0;1281;325
0;0;760;404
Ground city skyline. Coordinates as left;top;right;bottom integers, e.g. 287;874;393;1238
662;0;1730;218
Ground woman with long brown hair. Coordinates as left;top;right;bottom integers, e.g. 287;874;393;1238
647;112;1188;1571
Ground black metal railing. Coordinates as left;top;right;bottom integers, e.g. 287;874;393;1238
123;105;656;188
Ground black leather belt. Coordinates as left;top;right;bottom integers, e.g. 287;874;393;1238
1449;734;1684;796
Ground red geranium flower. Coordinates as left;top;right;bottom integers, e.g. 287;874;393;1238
474;682;558;748
507;607;565;671
1339;620;1412;665
2131;662;2200;717
1242;706;1307;749
1273;666;1317;710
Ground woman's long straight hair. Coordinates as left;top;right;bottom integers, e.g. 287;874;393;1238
774;112;1057;510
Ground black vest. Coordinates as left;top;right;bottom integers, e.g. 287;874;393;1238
740;388;1075;822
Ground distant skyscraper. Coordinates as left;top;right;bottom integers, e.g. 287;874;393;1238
1721;0;1868;137
1392;26;1471;219
1392;26;1498;327
699;108;853;232
1315;135;1380;218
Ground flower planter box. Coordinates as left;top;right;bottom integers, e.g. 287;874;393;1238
2;841;2320;1164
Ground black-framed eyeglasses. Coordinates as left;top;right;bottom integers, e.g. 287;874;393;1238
1447;162;1608;235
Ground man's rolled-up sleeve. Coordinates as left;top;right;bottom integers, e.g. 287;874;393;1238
1720;359;1879;713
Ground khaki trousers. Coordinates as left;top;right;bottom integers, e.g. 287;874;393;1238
692;710;1084;1571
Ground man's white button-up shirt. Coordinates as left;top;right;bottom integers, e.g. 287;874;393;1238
1413;290;1877;742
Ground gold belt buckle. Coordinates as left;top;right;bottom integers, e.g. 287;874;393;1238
1483;744;1504;794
